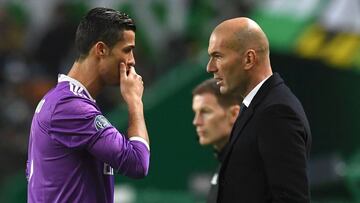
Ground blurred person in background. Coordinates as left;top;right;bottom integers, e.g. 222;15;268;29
207;17;311;202
192;78;240;203
26;7;150;203
32;2;80;76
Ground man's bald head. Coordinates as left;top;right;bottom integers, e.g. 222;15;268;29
207;17;273;98
213;17;269;55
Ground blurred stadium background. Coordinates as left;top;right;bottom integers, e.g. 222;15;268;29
0;0;359;202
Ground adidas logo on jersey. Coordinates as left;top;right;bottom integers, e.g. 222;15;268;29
69;83;89;99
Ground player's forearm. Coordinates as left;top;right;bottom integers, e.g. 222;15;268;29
88;127;150;178
117;140;150;178
127;101;149;144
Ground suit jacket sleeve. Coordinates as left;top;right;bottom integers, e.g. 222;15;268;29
256;104;310;202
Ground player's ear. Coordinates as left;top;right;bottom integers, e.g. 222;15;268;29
94;42;109;57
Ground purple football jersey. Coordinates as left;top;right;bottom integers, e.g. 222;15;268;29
26;74;150;203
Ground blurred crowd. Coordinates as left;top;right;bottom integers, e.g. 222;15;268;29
0;0;254;183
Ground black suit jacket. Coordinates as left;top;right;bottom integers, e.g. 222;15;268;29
217;73;311;203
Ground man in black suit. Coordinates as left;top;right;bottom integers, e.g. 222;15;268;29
206;17;311;203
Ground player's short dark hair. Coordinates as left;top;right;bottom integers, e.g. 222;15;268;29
192;78;240;107
75;7;136;60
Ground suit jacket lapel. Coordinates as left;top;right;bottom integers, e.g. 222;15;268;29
228;107;253;147
221;104;254;166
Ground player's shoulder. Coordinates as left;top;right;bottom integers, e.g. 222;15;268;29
34;75;100;119
56;90;99;116
53;78;99;116
57;78;94;102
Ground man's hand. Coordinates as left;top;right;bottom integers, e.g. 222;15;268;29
119;62;149;144
119;62;144;105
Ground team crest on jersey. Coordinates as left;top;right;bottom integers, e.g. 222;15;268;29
94;115;111;131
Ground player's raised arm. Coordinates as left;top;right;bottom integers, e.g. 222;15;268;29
119;63;149;145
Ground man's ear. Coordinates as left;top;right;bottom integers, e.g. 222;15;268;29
228;105;240;124
94;42;109;57
244;49;256;70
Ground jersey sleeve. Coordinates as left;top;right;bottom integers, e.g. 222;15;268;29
49;97;150;178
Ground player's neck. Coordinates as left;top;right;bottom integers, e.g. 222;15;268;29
68;60;103;99
214;138;228;152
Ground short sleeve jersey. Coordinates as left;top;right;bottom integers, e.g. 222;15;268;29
26;74;150;203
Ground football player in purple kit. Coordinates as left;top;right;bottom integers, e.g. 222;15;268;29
26;7;150;203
